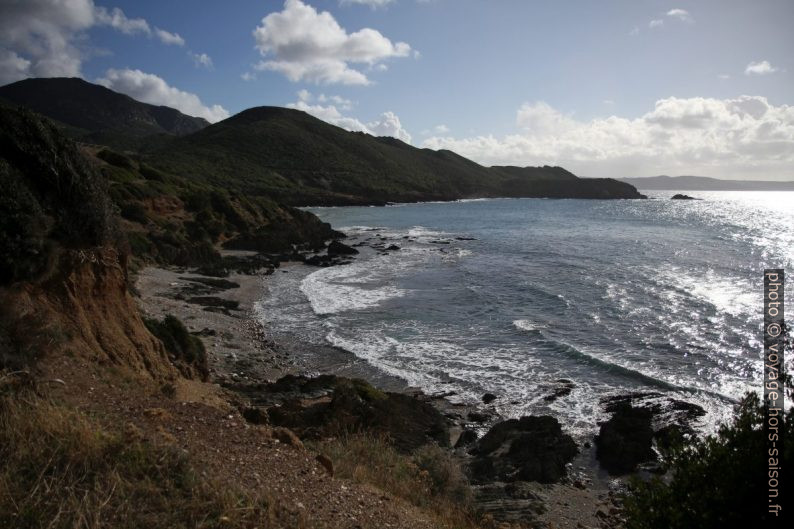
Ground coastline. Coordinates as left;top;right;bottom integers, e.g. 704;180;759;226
135;248;627;528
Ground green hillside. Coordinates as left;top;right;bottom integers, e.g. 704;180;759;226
147;106;644;205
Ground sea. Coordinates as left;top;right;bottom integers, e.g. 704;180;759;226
254;191;794;438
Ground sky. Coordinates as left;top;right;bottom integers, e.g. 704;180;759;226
1;0;792;179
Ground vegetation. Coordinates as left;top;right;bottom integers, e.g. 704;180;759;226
623;392;793;528
143;315;209;381
148;106;644;206
0;383;292;529
0;106;121;284
313;434;478;529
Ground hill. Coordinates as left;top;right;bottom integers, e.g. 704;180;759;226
619;175;794;191
147;105;644;205
0;77;209;150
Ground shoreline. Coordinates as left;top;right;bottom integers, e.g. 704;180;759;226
135;252;627;528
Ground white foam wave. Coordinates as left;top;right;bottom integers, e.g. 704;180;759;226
512;319;545;332
300;264;406;315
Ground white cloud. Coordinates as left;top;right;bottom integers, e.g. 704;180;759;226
154;28;185;46
0;0;96;81
718;74;731;80
422;96;794;179
744;60;780;76
629;26;640;36
240;71;256;81
0;1;186;83
94;6;150;34
649;19;664;29
340;0;395;8
667;8;693;23
96;68;229;122
287;89;411;143
252;0;412;85
190;52;213;69
368;111;411;142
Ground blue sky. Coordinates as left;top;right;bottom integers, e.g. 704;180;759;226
1;0;793;179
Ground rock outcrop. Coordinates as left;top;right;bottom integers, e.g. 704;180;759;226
469;415;578;484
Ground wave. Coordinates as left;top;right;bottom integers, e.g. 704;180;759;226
512;319;546;332
300;264;406;315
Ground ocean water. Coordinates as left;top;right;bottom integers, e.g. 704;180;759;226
255;191;794;437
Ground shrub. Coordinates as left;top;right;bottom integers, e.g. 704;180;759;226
143;315;208;381
623;393;793;528
96;148;135;169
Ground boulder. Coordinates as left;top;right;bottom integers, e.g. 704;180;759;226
455;428;479;448
469;415;578;484
327;240;359;256
265;376;449;452
481;393;498;404
595;401;655;475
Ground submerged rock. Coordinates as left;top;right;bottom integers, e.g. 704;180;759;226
481;393;498;404
469;415;578;484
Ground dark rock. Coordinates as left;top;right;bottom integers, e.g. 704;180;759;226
186;296;239;310
468;411;490;423
481;393;498;404
671;193;699;200
264;376;449;452
455;428;478;448
595;401;655;475
316;453;334;476
242;407;269;425
542;379;575;402
385;244;401;251
327;240;359;256
470;415;578;484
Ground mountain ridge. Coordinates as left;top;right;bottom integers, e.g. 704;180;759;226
619;175;794;191
0;77;209;149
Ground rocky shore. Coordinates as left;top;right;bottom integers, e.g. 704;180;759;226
135;234;706;529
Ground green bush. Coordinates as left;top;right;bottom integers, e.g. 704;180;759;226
96;148;135;169
623;393;793;528
143;315;208;381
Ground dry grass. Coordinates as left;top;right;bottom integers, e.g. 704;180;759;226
0;382;296;529
313;434;481;529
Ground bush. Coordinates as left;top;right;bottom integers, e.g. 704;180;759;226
96;148;135;169
623;393;793;528
143;315;208;381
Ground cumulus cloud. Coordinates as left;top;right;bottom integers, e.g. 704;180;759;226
190;52;213;69
0;0;95;81
252;0;411;85
649;19;664;29
422;96;794;179
0;1;185;83
745;60;780;76
96;68;229;122
240;71;256;81
287;89;411;142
